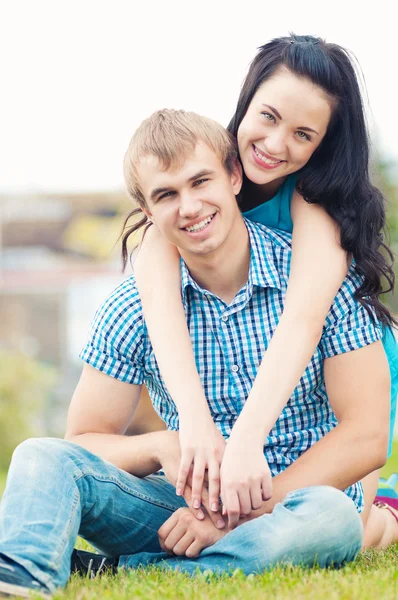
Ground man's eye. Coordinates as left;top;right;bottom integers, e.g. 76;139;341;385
261;112;275;123
158;191;175;200
296;131;311;141
193;178;209;187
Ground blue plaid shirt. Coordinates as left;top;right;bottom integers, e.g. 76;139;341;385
80;219;382;512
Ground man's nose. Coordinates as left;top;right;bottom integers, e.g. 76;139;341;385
179;192;202;219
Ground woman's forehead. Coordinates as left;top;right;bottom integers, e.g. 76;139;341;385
252;69;332;130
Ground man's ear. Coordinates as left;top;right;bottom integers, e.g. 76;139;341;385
230;159;243;195
141;205;153;221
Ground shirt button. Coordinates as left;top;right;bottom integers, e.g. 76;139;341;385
231;364;239;373
221;315;228;322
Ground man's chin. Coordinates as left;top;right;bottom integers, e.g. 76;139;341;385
178;239;218;257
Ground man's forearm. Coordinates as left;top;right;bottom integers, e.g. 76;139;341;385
65;431;167;476
242;419;387;522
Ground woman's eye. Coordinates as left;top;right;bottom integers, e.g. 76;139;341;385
296;131;311;141
261;112;275;123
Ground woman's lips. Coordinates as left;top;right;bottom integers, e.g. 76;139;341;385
251;145;285;170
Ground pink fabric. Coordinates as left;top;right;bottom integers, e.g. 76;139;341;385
374;496;398;522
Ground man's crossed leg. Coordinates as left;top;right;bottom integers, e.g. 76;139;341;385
0;438;363;596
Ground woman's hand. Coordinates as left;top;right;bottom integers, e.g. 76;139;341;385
176;415;226;516
220;436;272;529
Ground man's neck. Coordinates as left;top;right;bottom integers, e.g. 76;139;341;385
180;219;250;304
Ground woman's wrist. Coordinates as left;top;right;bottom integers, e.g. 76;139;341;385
178;402;214;425
229;412;268;447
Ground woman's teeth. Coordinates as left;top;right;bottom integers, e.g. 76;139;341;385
254;147;282;165
185;214;214;233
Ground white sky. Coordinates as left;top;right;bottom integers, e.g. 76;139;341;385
1;0;397;192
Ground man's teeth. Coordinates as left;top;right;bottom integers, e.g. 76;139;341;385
254;147;282;165
185;215;214;233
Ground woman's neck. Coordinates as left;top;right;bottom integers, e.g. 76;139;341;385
240;175;286;212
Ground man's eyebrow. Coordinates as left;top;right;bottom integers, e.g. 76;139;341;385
150;186;172;201
188;169;215;182
150;170;215;201
262;104;319;135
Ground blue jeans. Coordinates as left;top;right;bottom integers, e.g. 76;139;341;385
0;438;363;594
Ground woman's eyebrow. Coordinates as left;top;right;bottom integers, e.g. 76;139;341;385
297;126;319;135
262;104;282;120
262;103;319;135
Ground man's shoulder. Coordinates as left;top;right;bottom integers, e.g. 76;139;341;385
80;274;149;383
100;273;141;308
325;261;374;325
90;274;144;333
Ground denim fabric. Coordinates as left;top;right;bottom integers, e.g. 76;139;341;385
0;438;363;593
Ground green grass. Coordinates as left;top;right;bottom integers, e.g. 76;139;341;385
53;549;398;600
0;471;6;495
1;443;398;599
382;440;398;477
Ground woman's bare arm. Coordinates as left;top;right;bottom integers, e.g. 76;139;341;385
220;191;350;527
134;225;225;512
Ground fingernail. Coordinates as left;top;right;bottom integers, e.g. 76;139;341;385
216;519;225;529
197;510;204;520
211;503;218;512
193;500;200;509
176;488;182;496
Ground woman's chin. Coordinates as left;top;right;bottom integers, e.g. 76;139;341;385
245;166;279;186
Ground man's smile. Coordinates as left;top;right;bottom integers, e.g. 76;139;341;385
183;213;216;234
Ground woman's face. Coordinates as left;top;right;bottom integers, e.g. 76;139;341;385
237;68;332;188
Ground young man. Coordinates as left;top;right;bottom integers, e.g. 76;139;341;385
0;110;389;598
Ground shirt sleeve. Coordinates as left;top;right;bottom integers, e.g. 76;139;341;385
319;267;383;359
79;276;146;384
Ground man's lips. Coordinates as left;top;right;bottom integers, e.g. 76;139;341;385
182;213;216;233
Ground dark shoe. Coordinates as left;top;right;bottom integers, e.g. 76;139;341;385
0;556;51;598
70;549;118;578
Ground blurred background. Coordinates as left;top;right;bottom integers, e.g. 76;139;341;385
0;0;397;470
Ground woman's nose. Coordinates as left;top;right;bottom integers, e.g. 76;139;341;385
263;130;287;157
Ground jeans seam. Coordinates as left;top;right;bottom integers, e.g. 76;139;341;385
73;472;182;512
47;488;81;576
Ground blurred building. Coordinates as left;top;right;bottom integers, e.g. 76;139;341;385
0;191;141;431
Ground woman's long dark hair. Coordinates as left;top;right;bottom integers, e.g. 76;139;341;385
229;34;396;327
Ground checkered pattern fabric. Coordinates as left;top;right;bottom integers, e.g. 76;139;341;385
80;219;382;512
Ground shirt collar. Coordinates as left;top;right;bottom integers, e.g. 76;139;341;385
245;219;283;292
180;218;284;304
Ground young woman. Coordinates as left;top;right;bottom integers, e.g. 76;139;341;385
124;34;398;542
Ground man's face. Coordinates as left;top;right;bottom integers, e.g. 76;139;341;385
138;142;242;257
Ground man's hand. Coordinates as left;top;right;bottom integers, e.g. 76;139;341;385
156;430;226;528
220;437;272;529
158;507;227;558
176;416;226;514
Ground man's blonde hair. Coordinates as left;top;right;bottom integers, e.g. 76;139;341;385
123;109;238;208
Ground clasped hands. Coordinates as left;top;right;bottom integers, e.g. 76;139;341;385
159;418;272;557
